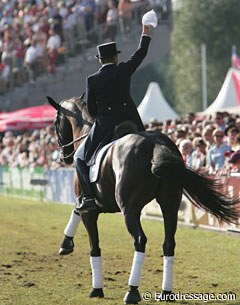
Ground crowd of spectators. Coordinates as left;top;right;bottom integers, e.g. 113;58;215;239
0;125;60;169
1;110;240;178
0;0;171;92
145;111;240;176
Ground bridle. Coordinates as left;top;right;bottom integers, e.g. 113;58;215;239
58;133;88;160
54;107;90;161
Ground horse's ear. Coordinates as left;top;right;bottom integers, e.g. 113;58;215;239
80;92;85;100
46;96;61;111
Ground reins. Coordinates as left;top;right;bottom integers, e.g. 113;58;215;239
59;133;88;160
61;133;88;149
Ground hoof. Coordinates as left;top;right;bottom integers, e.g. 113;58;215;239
160;291;175;302
89;288;104;298
123;289;141;304
59;236;74;255
162;290;172;294
59;248;74;255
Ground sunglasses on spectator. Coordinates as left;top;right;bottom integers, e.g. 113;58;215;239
215;134;224;138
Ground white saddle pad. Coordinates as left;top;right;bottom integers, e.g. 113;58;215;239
89;142;115;183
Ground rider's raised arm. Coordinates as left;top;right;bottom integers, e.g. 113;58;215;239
120;10;158;74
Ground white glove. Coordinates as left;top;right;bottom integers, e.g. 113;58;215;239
142;9;158;28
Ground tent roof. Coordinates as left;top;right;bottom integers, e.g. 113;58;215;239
137;82;178;124
204;68;240;114
0;105;56;132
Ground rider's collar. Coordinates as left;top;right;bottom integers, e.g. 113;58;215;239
101;63;115;67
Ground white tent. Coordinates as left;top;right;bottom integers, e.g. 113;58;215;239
137;82;178;124
204;68;240;114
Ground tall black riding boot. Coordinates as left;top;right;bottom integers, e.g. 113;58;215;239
75;158;97;213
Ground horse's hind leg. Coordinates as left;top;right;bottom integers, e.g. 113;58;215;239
81;212;104;298
156;183;182;294
123;210;147;304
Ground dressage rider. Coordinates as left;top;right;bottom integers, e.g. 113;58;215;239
74;12;157;213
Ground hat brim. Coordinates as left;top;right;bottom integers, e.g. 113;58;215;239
95;50;121;59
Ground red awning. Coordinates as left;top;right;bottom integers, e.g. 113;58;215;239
0;105;56;132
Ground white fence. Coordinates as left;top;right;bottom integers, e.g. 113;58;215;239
1;166;239;232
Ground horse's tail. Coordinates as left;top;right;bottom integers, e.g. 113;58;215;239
151;144;240;224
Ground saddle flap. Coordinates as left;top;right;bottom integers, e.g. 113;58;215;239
89;142;114;182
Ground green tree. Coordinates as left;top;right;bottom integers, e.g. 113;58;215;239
170;0;240;114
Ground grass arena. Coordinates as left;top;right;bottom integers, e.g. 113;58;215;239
1;195;239;305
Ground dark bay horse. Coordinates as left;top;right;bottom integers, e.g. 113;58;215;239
47;96;239;304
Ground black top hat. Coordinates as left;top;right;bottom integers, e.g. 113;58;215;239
96;42;121;59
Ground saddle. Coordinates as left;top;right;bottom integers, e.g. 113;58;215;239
89;120;138;183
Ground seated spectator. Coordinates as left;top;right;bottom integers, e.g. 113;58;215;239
0;60;10;92
185;112;195;125
175;128;187;146
0;154;8;166
18;151;30;168
14;35;26;85
202;118;214;129
34;25;48;73
235;118;240;131
37;147;48;168
206;129;231;173
224;125;239;146
24;38;38;84
202;125;215;150
1;25;15;68
79;0;96;36
95;0;108;24
147;119;162;131
179;139;194;167
118;0;132;37
2;130;14;144
50;139;61;169
213;111;226;131
58;2;68;20
63;6;76;57
0;133;15;165
225;115;236;127
191;137;207;172
46;28;61;74
52;7;64;42
103;0;118;41
232;132;240;151
228;151;240;173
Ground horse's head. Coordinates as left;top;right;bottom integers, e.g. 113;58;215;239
47;94;93;165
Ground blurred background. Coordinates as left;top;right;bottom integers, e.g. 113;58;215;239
0;0;240;232
1;0;240;115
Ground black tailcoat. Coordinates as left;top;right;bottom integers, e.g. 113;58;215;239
84;35;151;165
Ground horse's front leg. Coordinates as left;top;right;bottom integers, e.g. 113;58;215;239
123;211;147;304
81;212;104;298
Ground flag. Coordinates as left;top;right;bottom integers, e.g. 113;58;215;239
231;45;240;69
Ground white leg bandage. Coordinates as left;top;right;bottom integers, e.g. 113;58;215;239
129;251;146;287
90;256;103;289
64;210;82;237
162;256;174;291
